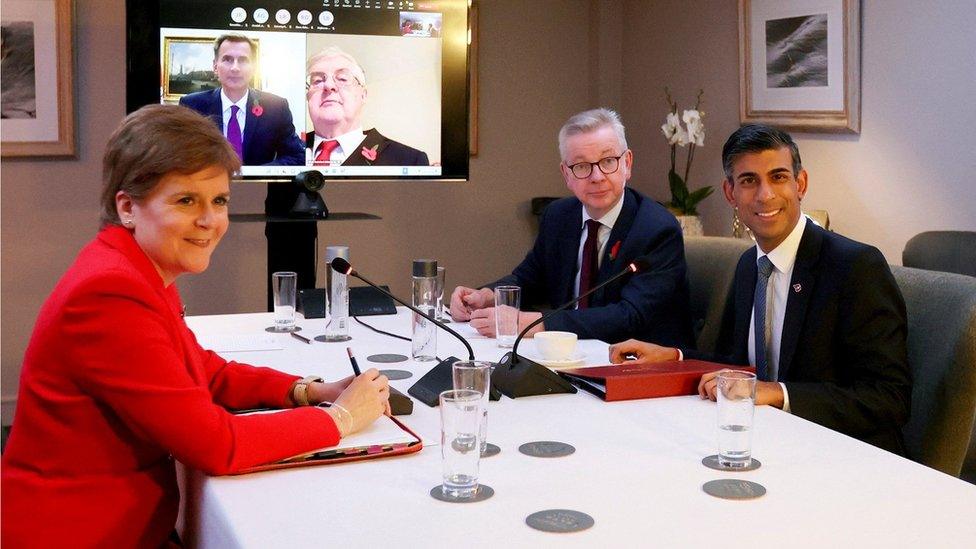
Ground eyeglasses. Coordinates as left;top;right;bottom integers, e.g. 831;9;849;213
566;153;625;179
306;70;363;91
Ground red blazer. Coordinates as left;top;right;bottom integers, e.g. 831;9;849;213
2;226;340;548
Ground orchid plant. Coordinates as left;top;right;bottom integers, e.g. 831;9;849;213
662;88;713;216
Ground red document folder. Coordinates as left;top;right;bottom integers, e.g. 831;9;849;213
557;360;755;402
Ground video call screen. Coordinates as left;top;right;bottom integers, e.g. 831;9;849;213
129;0;470;180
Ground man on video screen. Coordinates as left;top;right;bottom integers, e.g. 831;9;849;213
305;46;430;167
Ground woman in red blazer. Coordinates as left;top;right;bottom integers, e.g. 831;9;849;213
1;105;390;548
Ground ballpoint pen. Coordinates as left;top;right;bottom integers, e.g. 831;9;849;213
291;332;312;345
346;347;362;376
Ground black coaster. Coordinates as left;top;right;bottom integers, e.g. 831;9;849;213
313;334;351;342
518;441;575;458
702;455;762;472
481;443;501;458
367;353;409;363
265;325;301;333
525;509;594;533
379;369;413;380
702;479;767;500
429;484;494;503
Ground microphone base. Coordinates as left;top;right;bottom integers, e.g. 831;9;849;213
491;351;578;399
408;356;503;407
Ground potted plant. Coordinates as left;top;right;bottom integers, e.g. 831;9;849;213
661;88;713;236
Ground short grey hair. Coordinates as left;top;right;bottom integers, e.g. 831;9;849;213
306;46;367;87
557;108;628;160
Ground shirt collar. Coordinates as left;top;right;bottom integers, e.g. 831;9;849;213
757;215;808;274
313;127;365;156
581;192;625;230
220;89;249;113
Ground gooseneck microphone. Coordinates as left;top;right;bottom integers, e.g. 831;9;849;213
330;258;487;407
493;256;652;398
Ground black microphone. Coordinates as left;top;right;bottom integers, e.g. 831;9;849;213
330;258;491;407
492;256;652;398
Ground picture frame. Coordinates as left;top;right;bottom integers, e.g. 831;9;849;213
1;0;75;158
161;36;261;103
468;1;479;156
738;0;860;133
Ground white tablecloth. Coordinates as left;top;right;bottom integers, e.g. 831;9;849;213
183;309;976;548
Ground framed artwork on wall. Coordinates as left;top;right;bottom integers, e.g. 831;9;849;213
738;0;861;133
1;0;75;157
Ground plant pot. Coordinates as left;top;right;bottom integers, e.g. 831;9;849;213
676;215;704;237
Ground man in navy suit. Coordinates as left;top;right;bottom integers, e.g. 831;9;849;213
450;109;694;347
610;125;912;454
180;34;311;304
304;47;429;167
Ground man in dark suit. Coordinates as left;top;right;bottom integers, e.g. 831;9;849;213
610;125;912;454
450;109;694;346
180;34;311;305
304;46;429;167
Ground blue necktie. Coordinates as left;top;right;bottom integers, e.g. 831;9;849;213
754;255;774;381
227;105;243;160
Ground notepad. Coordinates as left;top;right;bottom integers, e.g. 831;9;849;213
197;333;285;353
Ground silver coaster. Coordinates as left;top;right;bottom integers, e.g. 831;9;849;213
265;325;301;333
525;509;594;533
702;455;762;472
429;484;494;503
702;479;767;500
379;369;413;380
367;353;409;363
481;443;501;458
313;334;351;342
518;441;575;458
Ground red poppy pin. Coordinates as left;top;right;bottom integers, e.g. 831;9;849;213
361;144;378;162
609;240;622;260
251;102;263;117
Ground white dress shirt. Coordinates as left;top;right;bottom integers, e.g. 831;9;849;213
748;215;808;413
220;90;249;138
573;193;625;303
312;127;366;165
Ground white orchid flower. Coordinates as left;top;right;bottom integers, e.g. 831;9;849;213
661;112;688;146
682;109;705;146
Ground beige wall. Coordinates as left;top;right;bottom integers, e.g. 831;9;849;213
3;0;975;421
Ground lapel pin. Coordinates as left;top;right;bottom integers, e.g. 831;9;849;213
793;283;802;293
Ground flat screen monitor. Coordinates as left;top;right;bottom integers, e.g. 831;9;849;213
126;0;470;182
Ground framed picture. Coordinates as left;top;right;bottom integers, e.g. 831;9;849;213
738;0;860;133
1;0;75;157
162;36;261;103
468;1;479;156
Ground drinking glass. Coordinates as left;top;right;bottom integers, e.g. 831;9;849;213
271;271;298;332
452;361;491;455
493;285;521;348
439;389;483;498
435;266;447;322
716;371;757;468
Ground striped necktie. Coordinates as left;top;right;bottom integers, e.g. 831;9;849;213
754;255;774;381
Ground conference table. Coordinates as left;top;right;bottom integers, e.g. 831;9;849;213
182;309;976;548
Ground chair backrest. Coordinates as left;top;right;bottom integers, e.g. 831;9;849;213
684;237;752;353
891;265;976;477
902;231;976;277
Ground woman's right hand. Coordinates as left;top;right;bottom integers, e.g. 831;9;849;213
326;368;390;437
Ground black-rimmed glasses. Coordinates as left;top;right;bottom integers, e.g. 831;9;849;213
567;153;625;179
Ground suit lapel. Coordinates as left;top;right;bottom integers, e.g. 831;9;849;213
777;219;821;380
241;89;259;161
341;128;388;166
592;189;636;304
208;88;224;131
556;202;585;304
733;248;758;364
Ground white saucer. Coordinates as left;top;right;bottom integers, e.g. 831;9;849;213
529;354;587;370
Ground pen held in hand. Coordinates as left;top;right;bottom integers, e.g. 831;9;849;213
346;347;362;376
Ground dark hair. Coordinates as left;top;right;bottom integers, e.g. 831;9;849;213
213;33;256;59
721;124;802;180
99;104;240;226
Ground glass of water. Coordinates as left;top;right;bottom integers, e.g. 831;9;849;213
452;361;492;455
435;266;447;322
439;389;483;498
271;271;298;332
716;370;757;468
493;285;521;348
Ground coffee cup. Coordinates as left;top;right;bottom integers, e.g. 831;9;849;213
533;331;578;361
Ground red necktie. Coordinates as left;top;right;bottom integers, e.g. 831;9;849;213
314;140;340;164
578;219;601;309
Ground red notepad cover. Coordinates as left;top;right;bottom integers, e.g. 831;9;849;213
558;360;754;402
